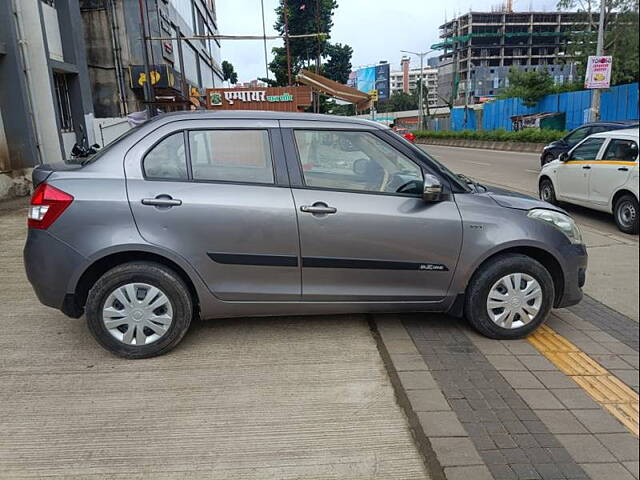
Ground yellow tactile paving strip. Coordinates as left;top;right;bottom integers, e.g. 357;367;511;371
528;324;639;437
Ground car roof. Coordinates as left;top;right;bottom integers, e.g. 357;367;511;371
583;120;639;126
146;109;387;129
590;127;639;139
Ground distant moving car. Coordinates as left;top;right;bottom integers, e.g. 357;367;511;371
539;128;639;234
392;126;416;143
24;111;587;358
540;120;639;167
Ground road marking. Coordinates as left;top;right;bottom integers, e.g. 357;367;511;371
525;169;540;174
528;324;639;436
462;160;492;167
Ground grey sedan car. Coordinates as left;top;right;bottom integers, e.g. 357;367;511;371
24;111;587;358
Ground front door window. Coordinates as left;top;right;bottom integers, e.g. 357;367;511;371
294;130;423;195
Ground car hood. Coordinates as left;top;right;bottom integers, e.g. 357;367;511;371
483;186;566;213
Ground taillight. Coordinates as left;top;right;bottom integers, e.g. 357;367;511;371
28;183;74;229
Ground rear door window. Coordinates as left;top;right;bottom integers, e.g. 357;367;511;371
143;132;188;180
188;130;275;184
601;139;638;162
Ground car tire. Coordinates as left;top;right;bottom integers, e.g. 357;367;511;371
613;194;639;235
464;254;555;340
539;178;558;205
86;262;193;359
541;152;555;166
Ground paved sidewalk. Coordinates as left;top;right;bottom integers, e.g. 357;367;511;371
374;309;639;480
0;208;428;479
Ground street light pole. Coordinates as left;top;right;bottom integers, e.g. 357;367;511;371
591;0;607;121
401;49;435;131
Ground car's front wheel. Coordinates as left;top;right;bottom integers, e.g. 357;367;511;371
613;194;639;235
465;254;554;339
539;178;558;205
86;262;193;359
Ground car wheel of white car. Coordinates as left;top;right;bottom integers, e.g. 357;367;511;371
614;194;639;235
539;178;558;205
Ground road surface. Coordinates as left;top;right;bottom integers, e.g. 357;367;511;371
421;144;639;321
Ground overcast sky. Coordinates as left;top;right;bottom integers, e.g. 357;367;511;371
217;0;559;83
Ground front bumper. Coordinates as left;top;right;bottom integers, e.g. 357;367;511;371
555;242;588;308
24;229;86;316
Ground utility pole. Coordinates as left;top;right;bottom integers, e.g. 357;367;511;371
401;49;435;130
260;0;269;80
138;0;156;117
283;0;292;85
591;0;606;121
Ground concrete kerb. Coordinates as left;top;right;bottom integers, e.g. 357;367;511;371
416;138;546;154
369;317;447;480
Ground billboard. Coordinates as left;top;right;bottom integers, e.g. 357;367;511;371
584;56;612;89
353;63;390;101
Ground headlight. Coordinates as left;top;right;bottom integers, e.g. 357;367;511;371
528;209;583;244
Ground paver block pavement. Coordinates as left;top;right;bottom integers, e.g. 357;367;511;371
556;434;617;463
417;411;467;437
581;462;636;480
443;465;493;480
572;408;629;433
430;437;484;467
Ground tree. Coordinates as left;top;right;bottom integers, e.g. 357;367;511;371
221;61;238;86
556;0;639;85
498;68;556;107
323;43;353;84
268;0;354;87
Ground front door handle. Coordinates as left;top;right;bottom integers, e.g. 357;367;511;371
300;202;337;215
582;165;591;170
618;167;629;172
141;195;182;207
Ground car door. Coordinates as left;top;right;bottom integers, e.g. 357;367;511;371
125;119;301;301
282;124;463;302
555;137;606;204
589;137;638;207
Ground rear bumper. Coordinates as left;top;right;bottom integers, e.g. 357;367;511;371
23;229;86;317
555;243;588;308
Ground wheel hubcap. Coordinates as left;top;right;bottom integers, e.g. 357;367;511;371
617;201;636;227
102;283;173;346
486;273;542;329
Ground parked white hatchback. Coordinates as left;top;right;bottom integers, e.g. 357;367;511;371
539;128;639;234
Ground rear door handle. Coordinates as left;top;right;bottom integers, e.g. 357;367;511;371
582;165;591;170
141;195;182;207
618;167;629;172
300;202;337;215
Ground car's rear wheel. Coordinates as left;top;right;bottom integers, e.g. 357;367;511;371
86;262;193;359
613;194;639;235
539;178;558;205
465;254;554;339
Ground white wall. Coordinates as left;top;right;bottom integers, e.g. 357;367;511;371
42;3;64;62
16;0;62;164
0;110;10;172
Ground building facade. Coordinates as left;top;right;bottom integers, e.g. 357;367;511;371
434;11;584;105
80;0;223;118
0;0;95;172
390;59;441;108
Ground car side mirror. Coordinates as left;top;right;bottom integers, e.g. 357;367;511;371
422;174;443;202
559;152;569;162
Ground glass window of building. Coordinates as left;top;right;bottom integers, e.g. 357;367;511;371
53;72;74;132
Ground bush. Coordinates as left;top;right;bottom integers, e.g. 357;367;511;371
413;128;566;144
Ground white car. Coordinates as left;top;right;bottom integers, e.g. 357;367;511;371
538;128;639;234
